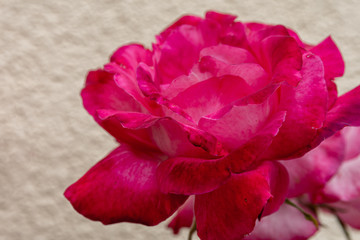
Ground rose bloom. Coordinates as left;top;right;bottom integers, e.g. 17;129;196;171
240;126;360;240
65;11;360;240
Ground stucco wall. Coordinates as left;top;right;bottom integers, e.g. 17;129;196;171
1;0;360;239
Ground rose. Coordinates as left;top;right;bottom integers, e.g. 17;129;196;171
64;11;360;240
240;127;360;240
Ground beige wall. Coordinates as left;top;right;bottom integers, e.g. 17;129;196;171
1;0;360;239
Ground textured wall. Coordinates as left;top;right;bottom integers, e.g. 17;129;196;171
1;0;360;239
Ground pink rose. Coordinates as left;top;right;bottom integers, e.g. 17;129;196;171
65;11;360;239
244;127;360;240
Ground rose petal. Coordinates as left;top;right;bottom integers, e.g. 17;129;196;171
153;21;219;84
150;118;213;157
260;161;289;216
281;132;345;198
109;44;153;73
331;198;360;229
195;161;286;240
171;75;253;123
261;35;302;86
198;85;279;151
264;53;328;159
64;145;187;225
226;110;287;173
82;70;144;116
313;153;360;203
342;127;360;161
245;200;318;240
315;85;360;143
310;36;345;80
168;196;195;234
157;15;203;43
156;155;229;195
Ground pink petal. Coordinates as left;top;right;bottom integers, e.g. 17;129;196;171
260;161;289;217
226;110;287;173
316;85;360;142
331;198;360;229
82;70;144;116
150;118;213;158
153;21;219;84
156;156;229;195
281;132;345;198
205;11;237;26
342;127;360;161
313;153;360;203
168;196;195;234
310;36;345;80
109;44;153;73
157;15;203;43
264;53;328;159
261;35;302;86
81;70;157;148
198;85;280;151
105;44;159;114
245;200;318;240
217;63;269;90
195;161;286;240
199;44;256;67
64;145;187;225
171;75;253;123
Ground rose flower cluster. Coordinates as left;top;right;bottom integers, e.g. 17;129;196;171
65;11;360;240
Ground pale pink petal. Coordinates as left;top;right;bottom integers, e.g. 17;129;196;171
281;132;345;198
195;161;287;240
245;201;317;240
310;36;345;80
64;145;187;225
313;154;360;203
331;198;360;229
342;127;360;161
168;196;195;234
264;53;328;159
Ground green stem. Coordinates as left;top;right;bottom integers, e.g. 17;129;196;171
285;199;319;229
188;221;197;240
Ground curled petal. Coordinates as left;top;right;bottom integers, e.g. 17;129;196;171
310;36;345;80
264;53;328;159
314;85;360;145
64;145;187;225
